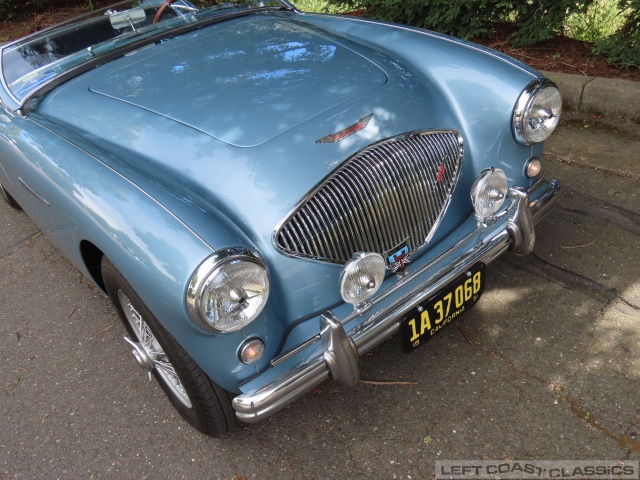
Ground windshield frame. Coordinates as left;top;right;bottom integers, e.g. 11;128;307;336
0;0;297;111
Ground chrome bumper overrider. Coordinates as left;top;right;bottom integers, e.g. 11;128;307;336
233;178;561;422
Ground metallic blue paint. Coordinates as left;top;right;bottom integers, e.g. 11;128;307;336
0;6;559;414
89;16;389;147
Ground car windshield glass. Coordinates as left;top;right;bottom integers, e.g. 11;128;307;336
1;0;290;103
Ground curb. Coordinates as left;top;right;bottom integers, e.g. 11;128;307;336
542;70;640;121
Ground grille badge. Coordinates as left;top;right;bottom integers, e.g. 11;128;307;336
386;241;411;273
315;114;373;144
437;164;446;184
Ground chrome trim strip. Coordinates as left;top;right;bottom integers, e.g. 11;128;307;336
271;334;321;367
234;178;560;423
18;177;50;206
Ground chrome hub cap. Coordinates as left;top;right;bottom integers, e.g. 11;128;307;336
118;290;192;408
124;336;154;372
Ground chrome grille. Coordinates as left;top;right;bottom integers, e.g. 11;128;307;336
275;130;464;264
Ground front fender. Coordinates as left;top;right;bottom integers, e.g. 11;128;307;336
0;112;265;392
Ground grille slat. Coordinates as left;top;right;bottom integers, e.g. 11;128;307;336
307;197;338;261
398;145;430;242
275;131;464;264
404;137;436;226
349;162;391;250
342;166;384;251
355;156;395;249
383;143;425;242
316;190;349;261
360;153;405;249
368;147;410;251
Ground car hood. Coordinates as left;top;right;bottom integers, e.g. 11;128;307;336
36;12;539;323
88;16;388;148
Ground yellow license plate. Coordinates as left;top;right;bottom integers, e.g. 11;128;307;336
401;263;485;352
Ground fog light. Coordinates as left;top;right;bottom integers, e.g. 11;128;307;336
340;252;386;305
239;338;265;364
471;168;508;220
525;157;542;178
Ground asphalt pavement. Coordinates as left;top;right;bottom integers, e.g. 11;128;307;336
1;109;639;478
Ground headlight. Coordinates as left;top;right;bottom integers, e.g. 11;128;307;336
471;168;508;220
513;79;562;145
187;247;269;332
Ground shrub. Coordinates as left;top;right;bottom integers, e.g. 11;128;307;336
592;0;640;67
356;0;592;45
509;1;593;45
565;0;625;43
0;0;93;20
326;0;639;67
361;0;509;39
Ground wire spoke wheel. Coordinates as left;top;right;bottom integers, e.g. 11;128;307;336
102;257;236;437
118;289;192;408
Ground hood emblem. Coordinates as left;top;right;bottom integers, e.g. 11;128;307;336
316;114;373;144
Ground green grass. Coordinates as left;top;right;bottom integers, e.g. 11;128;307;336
565;0;626;42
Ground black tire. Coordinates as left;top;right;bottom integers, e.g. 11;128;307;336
0;183;22;210
101;256;236;437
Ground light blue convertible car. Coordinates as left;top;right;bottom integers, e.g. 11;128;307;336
0;0;561;436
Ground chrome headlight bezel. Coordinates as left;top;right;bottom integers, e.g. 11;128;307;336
186;247;270;333
513;78;562;145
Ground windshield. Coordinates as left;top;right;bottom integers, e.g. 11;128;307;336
1;0;291;103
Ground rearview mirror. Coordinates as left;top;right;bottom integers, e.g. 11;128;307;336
109;8;147;30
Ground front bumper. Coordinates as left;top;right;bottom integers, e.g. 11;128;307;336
233;178;561;422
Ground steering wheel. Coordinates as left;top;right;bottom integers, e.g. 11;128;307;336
153;0;179;23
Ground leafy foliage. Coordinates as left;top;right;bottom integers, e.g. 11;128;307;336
358;0;593;45
565;0;625;42
511;1;595;45
2;0;638;69
592;0;640;67
351;0;498;39
0;0;91;20
329;0;638;68
295;0;356;14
